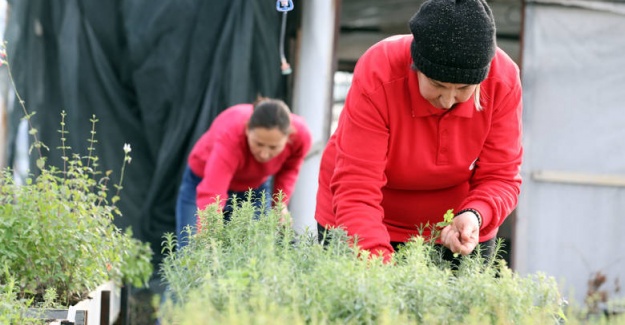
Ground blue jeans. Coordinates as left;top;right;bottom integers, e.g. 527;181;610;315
175;165;272;248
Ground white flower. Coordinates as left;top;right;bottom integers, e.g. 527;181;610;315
123;143;132;154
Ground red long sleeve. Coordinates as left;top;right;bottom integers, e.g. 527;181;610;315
273;115;312;205
315;35;523;259
189;104;312;211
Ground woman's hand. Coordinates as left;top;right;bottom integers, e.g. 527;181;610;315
279;206;291;225
440;211;480;256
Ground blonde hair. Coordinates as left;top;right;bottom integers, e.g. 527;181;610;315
474;85;483;111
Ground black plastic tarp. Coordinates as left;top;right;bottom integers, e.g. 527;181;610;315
4;0;300;279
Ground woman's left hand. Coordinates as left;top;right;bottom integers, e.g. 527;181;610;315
279;206;292;225
440;212;480;256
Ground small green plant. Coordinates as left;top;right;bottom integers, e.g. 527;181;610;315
434;208;460;257
158;200;573;325
435;208;455;229
0;268;31;324
0;113;153;307
0;42;153;318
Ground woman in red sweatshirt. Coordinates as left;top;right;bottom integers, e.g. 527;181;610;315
315;0;523;263
177;98;311;247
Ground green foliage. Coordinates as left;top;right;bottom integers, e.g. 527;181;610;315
0;268;33;324
158;201;574;325
435;208;455;229
0;113;153;310
0;264;61;324
0;45;152;318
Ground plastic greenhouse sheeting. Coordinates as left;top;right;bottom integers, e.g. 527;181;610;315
517;0;625;304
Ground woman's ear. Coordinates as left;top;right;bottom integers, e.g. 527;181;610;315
286;125;296;144
288;125;296;136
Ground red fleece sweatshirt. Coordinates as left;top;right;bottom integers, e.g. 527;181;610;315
188;104;312;210
315;35;523;260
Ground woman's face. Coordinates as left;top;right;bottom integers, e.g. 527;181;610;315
246;127;289;163
417;71;477;110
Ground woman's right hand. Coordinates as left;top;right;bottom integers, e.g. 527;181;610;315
440;211;480;256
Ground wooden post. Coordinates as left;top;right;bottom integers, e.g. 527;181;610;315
100;290;110;325
119;284;130;325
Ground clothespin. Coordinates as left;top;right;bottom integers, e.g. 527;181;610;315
280;59;292;75
276;0;294;12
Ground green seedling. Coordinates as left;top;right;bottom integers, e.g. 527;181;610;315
435;209;460;257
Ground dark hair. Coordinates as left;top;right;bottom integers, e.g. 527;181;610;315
248;98;292;135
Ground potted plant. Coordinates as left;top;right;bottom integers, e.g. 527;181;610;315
0;47;153;324
0;113;153;324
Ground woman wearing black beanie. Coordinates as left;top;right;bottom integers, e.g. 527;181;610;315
315;0;522;263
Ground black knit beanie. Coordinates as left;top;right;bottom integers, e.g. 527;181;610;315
409;0;496;84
